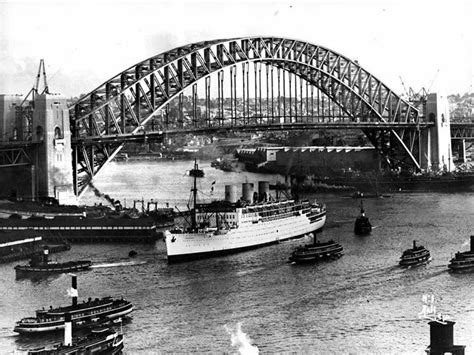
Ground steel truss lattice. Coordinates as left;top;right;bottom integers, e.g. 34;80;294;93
71;37;424;196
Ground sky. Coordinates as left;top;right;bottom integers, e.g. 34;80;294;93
0;0;472;98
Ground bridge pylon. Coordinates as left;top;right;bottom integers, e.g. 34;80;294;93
32;94;77;204
420;93;454;172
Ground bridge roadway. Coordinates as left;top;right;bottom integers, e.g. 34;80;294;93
450;122;474;139
71;121;435;145
1;122;473;148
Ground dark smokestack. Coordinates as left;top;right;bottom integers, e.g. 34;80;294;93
471;235;474;253
426;320;465;354
71;274;77;306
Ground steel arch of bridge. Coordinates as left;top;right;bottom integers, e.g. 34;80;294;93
71;37;422;196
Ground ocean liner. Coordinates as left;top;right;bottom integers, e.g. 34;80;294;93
164;161;326;263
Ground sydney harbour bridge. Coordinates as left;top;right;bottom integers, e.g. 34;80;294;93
1;37;473;201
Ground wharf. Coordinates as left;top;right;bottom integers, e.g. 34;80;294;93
0;230;70;263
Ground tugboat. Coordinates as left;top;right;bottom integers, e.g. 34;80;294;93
289;233;343;264
399;240;432;267
27;313;124;354
14;246;92;275
14;274;133;334
448;235;474;272
354;201;372;235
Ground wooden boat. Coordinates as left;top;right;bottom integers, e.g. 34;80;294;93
14;246;91;274
448;235;474;272
14;275;133;334
399;240;431;267
289;233;343;264
354;201;372;235
27;313;124;354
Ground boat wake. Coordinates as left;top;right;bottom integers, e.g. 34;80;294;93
91;261;147;268
279;235;310;244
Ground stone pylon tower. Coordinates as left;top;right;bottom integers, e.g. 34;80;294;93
420;93;454;172
32;94;77;205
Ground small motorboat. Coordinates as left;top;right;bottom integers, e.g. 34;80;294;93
448;235;474;272
354;201;372;235
289;233;343;264
399;240;431;267
14;246;92;274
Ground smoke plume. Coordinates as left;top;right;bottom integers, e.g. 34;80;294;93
224;322;259;355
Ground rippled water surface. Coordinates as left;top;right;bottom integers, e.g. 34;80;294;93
1;160;473;354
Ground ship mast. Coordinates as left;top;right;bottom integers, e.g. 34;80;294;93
192;160;197;230
188;159;203;231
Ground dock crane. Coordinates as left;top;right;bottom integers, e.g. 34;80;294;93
15;59;50;141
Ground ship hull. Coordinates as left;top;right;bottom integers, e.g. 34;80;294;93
14;303;133;334
399;256;432;267
15;261;92;274
165;212;326;263
448;264;474;272
314;174;474;192
289;243;344;264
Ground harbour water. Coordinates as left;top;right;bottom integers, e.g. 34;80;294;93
1;159;473;353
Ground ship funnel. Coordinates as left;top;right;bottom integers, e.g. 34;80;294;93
43;245;49;263
70;274;78;306
413;240;417;249
471;235;474;253
225;185;238;203
64;313;72;346
258;181;270;202
426;320;465;354
242;183;254;203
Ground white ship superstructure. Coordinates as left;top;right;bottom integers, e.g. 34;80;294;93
165;167;326;263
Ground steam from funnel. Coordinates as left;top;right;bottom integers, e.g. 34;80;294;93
225;322;259;355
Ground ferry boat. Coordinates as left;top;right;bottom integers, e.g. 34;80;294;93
354;201;372;235
27;314;124;354
289;234;343;264
164;161;326;263
448;235;474;272
14;275;133;334
14;246;92;275
399;240;432;267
